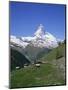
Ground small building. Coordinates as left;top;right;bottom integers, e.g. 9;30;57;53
16;66;20;69
35;63;40;67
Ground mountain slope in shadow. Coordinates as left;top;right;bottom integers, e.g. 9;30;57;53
10;48;30;71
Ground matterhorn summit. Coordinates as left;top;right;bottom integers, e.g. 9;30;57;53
10;24;59;49
34;24;45;38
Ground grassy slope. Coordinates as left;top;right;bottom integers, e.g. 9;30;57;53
10;43;66;88
10;63;65;88
39;43;65;62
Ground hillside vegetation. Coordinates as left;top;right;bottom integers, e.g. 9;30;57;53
39;43;65;62
10;43;66;88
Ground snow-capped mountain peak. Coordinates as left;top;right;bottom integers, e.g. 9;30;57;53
10;24;59;49
34;24;45;38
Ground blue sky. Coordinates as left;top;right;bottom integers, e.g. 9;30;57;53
10;1;66;40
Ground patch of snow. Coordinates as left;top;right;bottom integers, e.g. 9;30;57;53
21;36;34;41
10;35;29;48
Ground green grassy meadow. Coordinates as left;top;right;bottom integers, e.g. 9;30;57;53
10;43;66;88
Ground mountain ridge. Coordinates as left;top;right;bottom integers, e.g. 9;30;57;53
10;24;60;49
